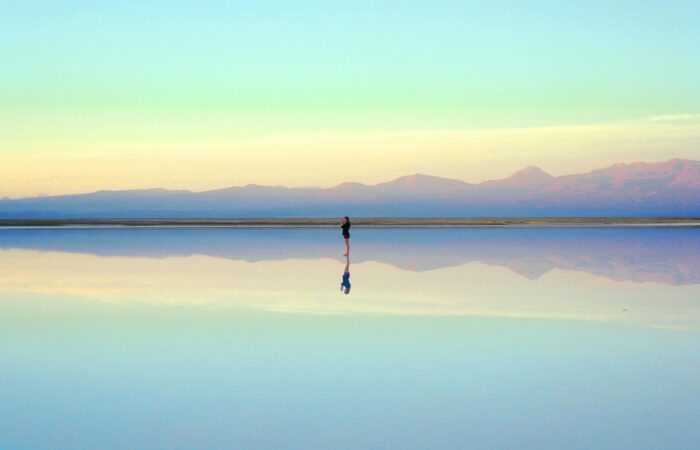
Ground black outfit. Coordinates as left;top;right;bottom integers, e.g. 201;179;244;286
342;222;351;239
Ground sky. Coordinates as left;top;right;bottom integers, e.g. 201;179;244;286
1;0;699;197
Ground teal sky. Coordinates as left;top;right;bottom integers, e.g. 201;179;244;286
1;1;699;196
3;1;699;113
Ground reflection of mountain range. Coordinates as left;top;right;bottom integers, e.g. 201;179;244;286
1;159;700;217
1;227;699;286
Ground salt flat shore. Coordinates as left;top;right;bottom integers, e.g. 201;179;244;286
1;218;699;228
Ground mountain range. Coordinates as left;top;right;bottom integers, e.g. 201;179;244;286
2;158;699;218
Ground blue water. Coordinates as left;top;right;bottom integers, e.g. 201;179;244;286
1;227;699;450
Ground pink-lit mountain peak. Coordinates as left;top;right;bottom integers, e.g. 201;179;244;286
479;165;554;189
376;173;472;192
571;159;700;188
328;181;372;194
506;165;554;182
332;181;368;189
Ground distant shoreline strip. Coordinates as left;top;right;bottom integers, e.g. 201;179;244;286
1;218;699;228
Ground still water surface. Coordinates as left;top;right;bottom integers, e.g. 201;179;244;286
1;227;699;449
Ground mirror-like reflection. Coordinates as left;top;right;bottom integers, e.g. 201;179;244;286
341;255;351;295
0;228;698;330
1;227;699;285
1;227;699;449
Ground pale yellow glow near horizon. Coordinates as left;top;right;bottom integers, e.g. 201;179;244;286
1;114;699;198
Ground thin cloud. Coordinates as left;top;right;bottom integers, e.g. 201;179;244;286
644;113;700;123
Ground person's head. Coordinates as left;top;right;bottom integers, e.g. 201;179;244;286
344;216;350;224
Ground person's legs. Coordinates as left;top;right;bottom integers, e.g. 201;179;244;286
344;238;350;255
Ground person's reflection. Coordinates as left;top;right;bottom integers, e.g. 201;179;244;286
340;255;351;294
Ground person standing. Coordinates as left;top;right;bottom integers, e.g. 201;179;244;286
340;216;351;256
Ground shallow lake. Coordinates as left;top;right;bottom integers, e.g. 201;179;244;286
1;227;699;450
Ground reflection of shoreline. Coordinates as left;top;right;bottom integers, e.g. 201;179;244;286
1;227;700;286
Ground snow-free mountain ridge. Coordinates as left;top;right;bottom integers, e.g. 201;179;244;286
2;159;699;217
